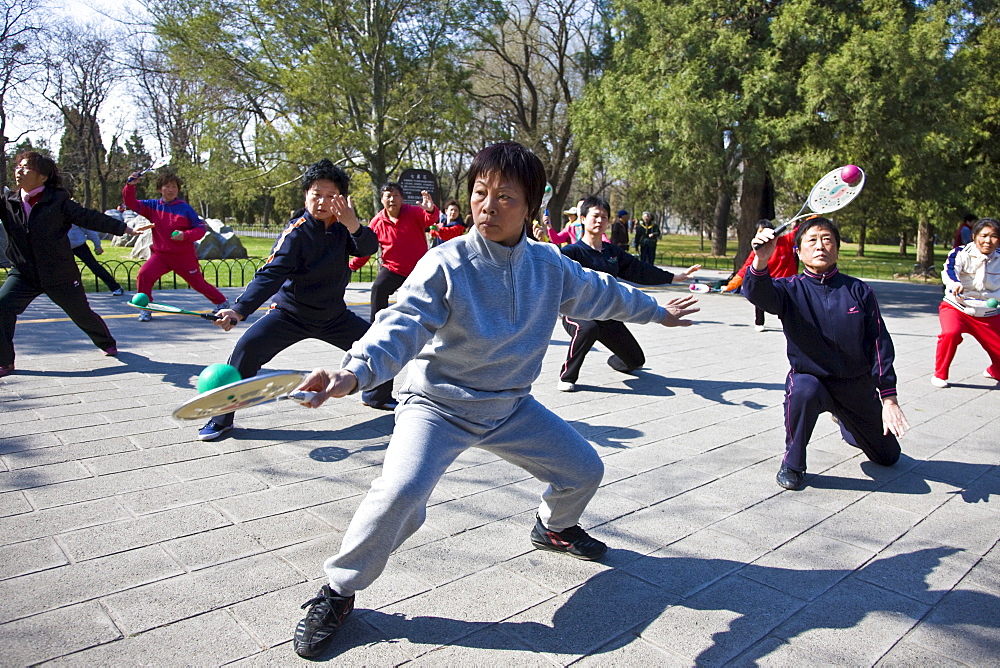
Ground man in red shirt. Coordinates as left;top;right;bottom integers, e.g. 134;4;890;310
349;182;438;409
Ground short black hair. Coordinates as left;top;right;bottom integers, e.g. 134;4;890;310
973;218;999;237
16;151;61;188
580;196;611;219
964;213;979;223
156;171;183;190
466;141;545;224
302;159;349;195
380;182;402;196
444;199;461;212
794;216;841;248
756;219;775;231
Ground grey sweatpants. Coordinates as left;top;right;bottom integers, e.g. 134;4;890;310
324;394;605;595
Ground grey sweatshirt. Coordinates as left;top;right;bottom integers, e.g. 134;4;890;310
341;226;668;419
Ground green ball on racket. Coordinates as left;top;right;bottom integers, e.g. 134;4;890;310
171;230;181;238
987;298;999;308
130;293;150;307
196;363;242;393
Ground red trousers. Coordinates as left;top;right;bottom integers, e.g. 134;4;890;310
934;301;1000;380
136;251;226;304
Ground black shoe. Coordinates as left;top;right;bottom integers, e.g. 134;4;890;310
529;514;607;561
776;465;806;491
362;398;398;411
293;585;355;658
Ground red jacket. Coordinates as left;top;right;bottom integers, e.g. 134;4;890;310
349;203;438;275
122;184;207;254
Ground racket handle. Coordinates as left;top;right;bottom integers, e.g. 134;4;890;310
283;391;317;404
203;313;238;326
751;221;792;250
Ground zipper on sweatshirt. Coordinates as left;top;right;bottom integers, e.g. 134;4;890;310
508;251;517;321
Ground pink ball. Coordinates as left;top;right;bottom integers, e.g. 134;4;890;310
840;164;862;186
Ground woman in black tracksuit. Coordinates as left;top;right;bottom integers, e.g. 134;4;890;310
0;152;135;377
196;159;378;441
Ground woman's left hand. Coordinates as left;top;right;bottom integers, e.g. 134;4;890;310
331;195;360;232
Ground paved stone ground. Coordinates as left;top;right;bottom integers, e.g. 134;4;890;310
1;274;997;666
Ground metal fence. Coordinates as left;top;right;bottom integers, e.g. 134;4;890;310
0;252;938;293
0;258;381;293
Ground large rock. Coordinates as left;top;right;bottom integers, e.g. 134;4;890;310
196;218;248;260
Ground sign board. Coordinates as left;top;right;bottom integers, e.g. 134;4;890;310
398;169;439;207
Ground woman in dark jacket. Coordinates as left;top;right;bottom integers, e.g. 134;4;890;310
0;152;137;377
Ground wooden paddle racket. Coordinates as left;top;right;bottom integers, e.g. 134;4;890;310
173;371;317;420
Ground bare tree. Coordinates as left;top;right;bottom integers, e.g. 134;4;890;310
40;23;123;209
466;0;610;222
0;0;45;186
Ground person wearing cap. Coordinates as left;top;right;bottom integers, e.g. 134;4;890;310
610;209;630;251
542;204;582;245
634;211;661;264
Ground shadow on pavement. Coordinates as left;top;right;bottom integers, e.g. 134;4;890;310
311;546;995;664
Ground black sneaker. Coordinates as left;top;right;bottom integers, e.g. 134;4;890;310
529;514;607;561
293;585;355;658
607;354;635;373
776;464;806;491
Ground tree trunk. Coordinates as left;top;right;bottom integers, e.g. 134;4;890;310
737;158;766;269
916;218;935;273
857;221;867;257
263;195;273;228
711;184;731;257
899;230;907;256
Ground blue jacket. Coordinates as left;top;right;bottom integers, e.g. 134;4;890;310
233;211;378;323
744;264;897;397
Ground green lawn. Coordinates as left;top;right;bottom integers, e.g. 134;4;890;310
3;232;944;294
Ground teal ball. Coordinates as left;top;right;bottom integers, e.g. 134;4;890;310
987;298;998;308
130;293;150;307
196;364;242;393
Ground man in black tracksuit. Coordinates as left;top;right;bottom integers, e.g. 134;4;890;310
197;160;378;440
744;217;909;490
0;152;135;376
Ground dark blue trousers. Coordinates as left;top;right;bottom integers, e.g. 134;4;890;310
783;371;900;472
214;306;370;426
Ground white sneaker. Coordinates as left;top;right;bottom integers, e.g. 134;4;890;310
556;381;576;392
137;310;152;322
754;325;766;332
930;376;949;388
215;299;232;313
984;369;998;381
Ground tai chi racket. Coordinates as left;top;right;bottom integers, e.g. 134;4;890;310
139;155;172;176
753;165;866;249
129;300;236;324
172;371;317;419
943;293;999;318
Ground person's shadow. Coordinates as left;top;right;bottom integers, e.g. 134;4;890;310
14;351;205;389
808;454;1000;504
305;545;995;663
568;370;784;407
